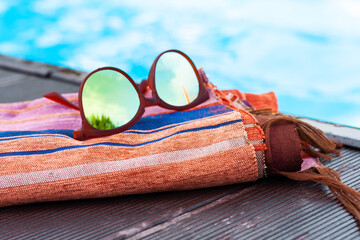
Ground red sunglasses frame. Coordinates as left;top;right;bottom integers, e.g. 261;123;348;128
44;50;209;140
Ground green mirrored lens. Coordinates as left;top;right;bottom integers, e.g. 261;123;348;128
82;69;140;130
155;52;200;107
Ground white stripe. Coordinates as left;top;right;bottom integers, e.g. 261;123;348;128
244;123;256;128
0;137;247;188
250;140;264;145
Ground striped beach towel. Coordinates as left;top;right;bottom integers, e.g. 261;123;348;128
0;85;268;207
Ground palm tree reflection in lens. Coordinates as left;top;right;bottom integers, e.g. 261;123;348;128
87;114;116;130
82;70;140;130
155;52;200;107
82;52;200;131
181;84;190;104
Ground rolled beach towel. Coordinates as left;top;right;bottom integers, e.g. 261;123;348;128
0;78;359;223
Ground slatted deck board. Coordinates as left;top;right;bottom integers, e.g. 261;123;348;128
0;55;359;240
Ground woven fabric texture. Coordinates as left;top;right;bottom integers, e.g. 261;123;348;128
0;85;269;207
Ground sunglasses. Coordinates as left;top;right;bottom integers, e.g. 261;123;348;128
44;50;210;140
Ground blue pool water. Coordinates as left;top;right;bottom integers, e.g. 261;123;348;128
0;0;359;127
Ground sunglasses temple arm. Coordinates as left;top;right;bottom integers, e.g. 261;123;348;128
43;91;80;111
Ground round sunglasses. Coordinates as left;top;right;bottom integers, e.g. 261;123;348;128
44;50;210;140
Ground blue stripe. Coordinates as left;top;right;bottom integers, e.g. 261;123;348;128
129;104;232;130
0;129;74;138
0;104;232;140
0;119;241;158
0;120;194;142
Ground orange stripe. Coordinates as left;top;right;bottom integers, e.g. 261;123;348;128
254;144;267;151
1;122;246;174
0;111;239;151
246;125;266;141
0;145;257;207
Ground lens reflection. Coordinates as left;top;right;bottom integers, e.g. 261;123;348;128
82;69;140;130
155;52;200;106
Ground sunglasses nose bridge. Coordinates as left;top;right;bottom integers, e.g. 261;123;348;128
143;95;157;107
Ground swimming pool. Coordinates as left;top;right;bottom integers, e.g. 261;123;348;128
0;0;359;127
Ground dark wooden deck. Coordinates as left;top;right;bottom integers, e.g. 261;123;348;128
1;55;359;239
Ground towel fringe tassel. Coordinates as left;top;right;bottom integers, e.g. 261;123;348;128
260;115;359;223
260;115;342;161
279;167;360;223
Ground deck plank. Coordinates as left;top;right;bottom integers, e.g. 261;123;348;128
0;68;79;103
0;186;241;239
135;147;360;240
298;117;360;148
0;58;359;239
